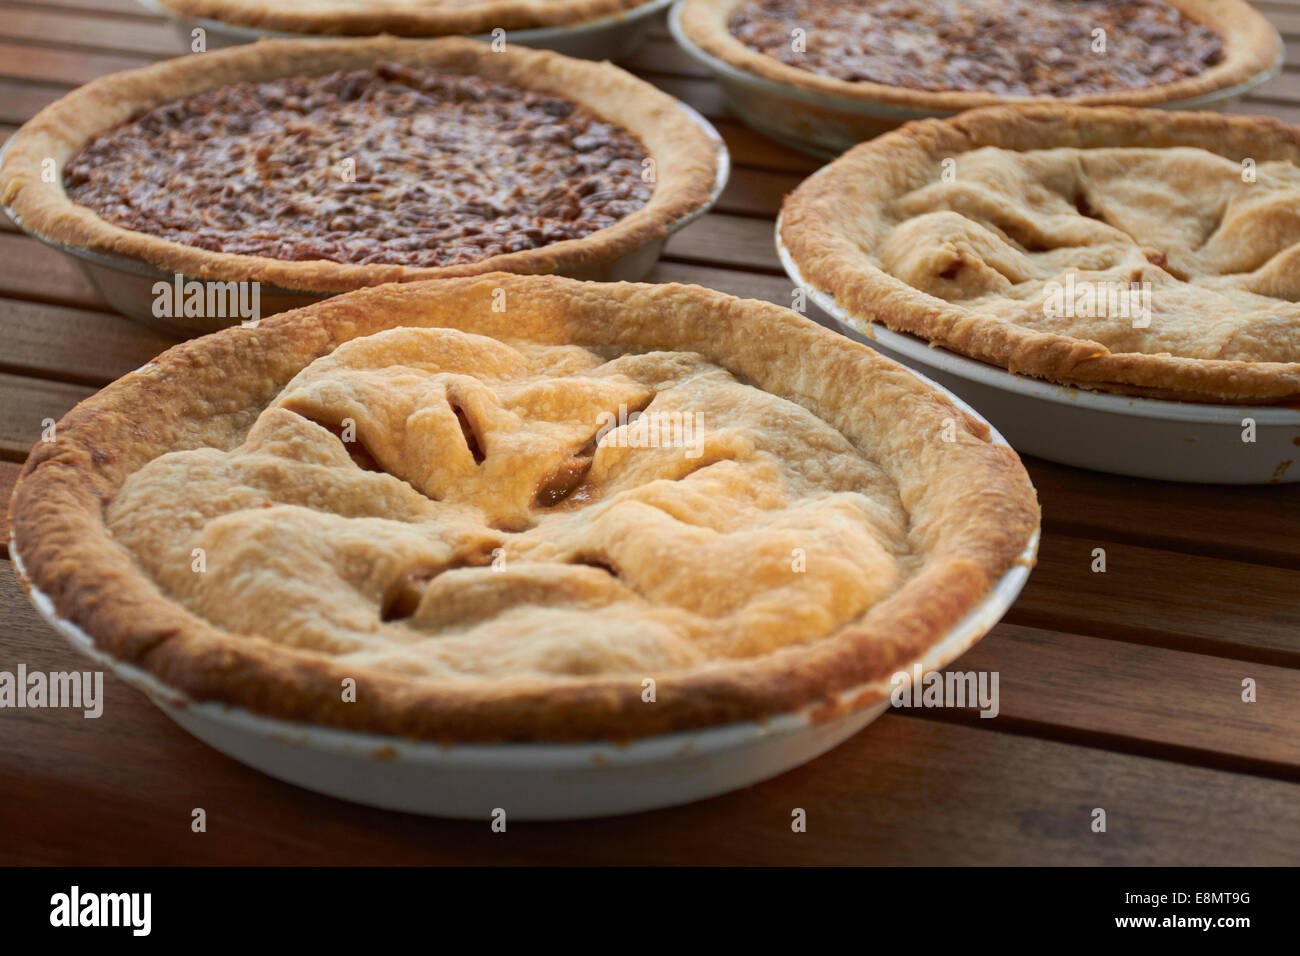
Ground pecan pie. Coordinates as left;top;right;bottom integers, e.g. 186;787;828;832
9;276;1039;742
0;37;719;292
780;106;1300;404
679;0;1281;110
63;64;653;269
150;0;657;35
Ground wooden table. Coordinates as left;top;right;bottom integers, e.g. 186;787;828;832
1;0;1298;867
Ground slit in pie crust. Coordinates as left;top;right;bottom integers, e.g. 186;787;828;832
780;106;1300;404
9;276;1039;742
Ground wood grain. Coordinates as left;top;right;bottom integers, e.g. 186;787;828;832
0;232;113;309
0;40;149;86
0;9;186;58
1010;534;1300;664
0;0;1298;866
0;77;65;126
0;296;176;385
0;372;96;459
2;0;162;18
664;212;782;272
1025;458;1300;568
958;622;1300;775
1;555;1297;865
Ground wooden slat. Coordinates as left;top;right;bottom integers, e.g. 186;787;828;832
2;554;1298;865
0;40;149;86
1251;68;1300;102
715;166;800;219
715;119;824;174
0;373;96;459
644;74;731;120
1025;457;1300;568
0;8;186;58
0;0;161;18
1257;0;1300;15
647;261;797;305
1261;7;1300;36
958;622;1300;774
0;232;106;307
663;212;781;272
0;298;176;386
0;77;65;126
2;685;1297;863
1009;533;1300;664
1234;96;1300;124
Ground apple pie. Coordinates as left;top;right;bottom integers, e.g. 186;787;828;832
781;106;1300;403
10;276;1039;741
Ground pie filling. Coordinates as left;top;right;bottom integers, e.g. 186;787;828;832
876;145;1300;361
63;63;653;268
105;328;915;679
728;0;1224;96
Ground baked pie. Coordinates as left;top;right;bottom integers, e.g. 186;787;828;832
780;105;1300;404
147;0;660;36
679;0;1281;109
0;37;720;293
10;275;1038;742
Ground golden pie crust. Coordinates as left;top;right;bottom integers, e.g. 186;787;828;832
781;106;1300;404
0;37;719;293
679;0;1281;111
153;0;656;36
10;276;1038;743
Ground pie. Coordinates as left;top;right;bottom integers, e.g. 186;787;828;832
9;275;1039;743
679;0;1281;110
779;105;1300;404
149;0;659;36
0;37;719;293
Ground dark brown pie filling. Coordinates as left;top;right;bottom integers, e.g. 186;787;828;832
728;0;1224;97
63;63;654;268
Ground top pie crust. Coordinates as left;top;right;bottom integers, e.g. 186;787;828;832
679;0;1281;111
0;37;719;293
10;275;1038;742
152;0;656;35
780;106;1300;404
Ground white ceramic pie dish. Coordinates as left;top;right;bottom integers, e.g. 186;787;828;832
668;1;1284;159
778;227;1300;484
10;376;1036;821
0;103;729;338
138;0;674;61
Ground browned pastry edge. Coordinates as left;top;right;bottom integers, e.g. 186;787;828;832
0;36;719;293
156;0;654;35
679;0;1282;111
9;275;1040;743
780;105;1300;404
